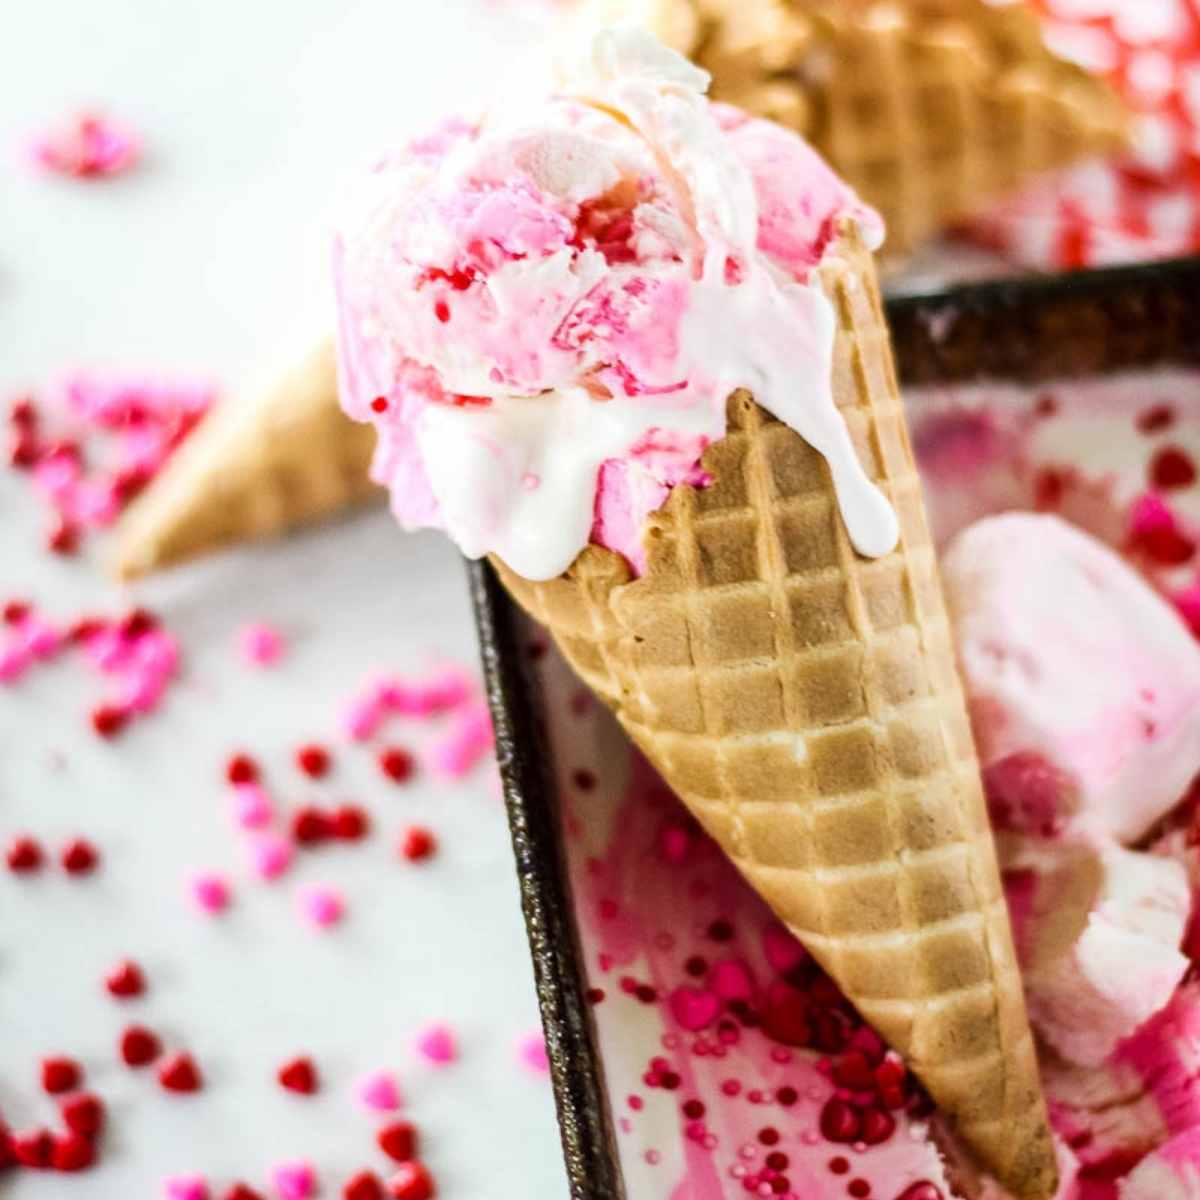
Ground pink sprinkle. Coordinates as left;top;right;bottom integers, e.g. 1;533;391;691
189;872;231;914
659;825;691;864
298;885;344;929
239;623;284;667
357;1069;402;1112
247;833;292;881
270;1159;316;1200
415;1023;458;1065
518;1032;549;1075
163;1175;209;1200
342;696;384;742
230;782;273;829
341;667;475;740
32;112;141;179
425;699;494;779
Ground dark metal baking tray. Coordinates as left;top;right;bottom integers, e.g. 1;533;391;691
469;255;1200;1200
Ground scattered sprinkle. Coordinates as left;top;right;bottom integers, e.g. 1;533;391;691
157;1051;202;1093
32;111;140;179
298;885;344;929
120;1024;162;1067
343;1172;385;1200
377;1120;418;1164
424;699;493;779
164;1174;210;1200
519;1032;549;1075
333;804;369;841
247;832;293;881
41;1056;82;1095
11;1129;54;1169
189;871;232;915
60;1092;104;1137
231;782;274;829
342;668;474;742
277;1056;318;1095
414;1023;457;1066
224;1185;266;1200
60;838;99;876
378;747;415;784
6;834;43;873
271;1159;317;1200
385;1161;435;1200
238;623;284;667
226;753;260;785
295;742;331;779
51;1129;96;1171
399;827;436;863
357;1069;402;1113
291;806;334;846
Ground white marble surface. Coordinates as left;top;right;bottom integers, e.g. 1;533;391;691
0;1;568;1195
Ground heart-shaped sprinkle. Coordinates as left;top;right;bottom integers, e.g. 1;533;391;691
377;1121;417;1164
277;1056;318;1095
51;1131;96;1172
414;1024;456;1066
668;986;720;1032
164;1173;210;1200
291;807;334;847
158;1052;202;1093
271;1159;317;1200
223;1185;265;1200
120;1025;162;1067
398;828;435;863
343;1172;384;1200
386;1161;434;1200
6;834;43;873
378;748;414;784
357;1070;401;1113
61;838;99;875
41;1056;82;1094
333;805;369;841
225;754;259;785
105;958;146;998
61;1092;104;1137
295;744;331;779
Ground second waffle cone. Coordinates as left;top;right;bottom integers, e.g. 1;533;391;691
496;226;1057;1198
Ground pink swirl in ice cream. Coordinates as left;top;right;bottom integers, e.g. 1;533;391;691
333;27;893;580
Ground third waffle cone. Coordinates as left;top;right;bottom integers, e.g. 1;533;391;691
114;341;377;579
495;226;1058;1198
585;0;1127;257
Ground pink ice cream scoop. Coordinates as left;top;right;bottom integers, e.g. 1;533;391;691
333;27;893;581
942;513;1200;846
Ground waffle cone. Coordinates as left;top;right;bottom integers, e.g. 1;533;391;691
494;226;1056;1197
585;0;1127;256
114;341;377;579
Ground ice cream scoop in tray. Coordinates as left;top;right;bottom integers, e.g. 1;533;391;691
469;255;1200;1200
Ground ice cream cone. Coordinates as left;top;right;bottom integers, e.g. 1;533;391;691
494;225;1057;1198
582;0;1127;256
114;340;378;579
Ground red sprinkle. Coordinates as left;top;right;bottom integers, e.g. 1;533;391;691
333;805;369;841
434;300;451;324
60;1093;104;1137
387;1162;435;1200
370;397;389;414
105;958;146;998
1151;446;1198;490
896;1186;944;1200
344;1172;385;1200
50;1131;95;1172
223;1186;266;1200
158;1051;202;1093
848;1180;871;1199
120;1024;161;1067
295;743;331;779
41;1057;82;1095
47;515;80;556
226;754;260;785
378;1120;417;1164
61;839;99;876
277;1056;318;1095
292;806;335;846
91;704;129;739
2;600;30;624
12;1128;54;1169
378;748;415;784
819;1097;861;1144
860;1107;896;1145
6;834;43;873
399;827;436;863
